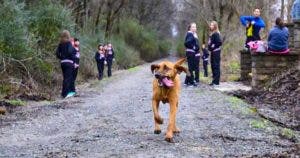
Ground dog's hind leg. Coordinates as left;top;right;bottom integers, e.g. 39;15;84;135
165;99;178;142
152;99;163;134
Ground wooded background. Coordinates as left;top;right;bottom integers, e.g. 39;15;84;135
0;0;295;99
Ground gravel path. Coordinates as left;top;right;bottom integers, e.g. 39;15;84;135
0;58;298;157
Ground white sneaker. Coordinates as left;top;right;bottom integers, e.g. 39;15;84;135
65;92;75;98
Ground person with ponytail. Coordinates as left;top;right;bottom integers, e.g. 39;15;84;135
184;22;200;87
208;21;222;86
56;30;77;98
267;17;289;54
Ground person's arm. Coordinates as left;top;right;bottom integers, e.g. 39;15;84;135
112;48;115;60
208;33;222;51
184;33;194;49
208;36;214;51
67;42;76;63
214;33;222;48
240;16;252;26
55;45;61;59
255;18;266;28
285;27;289;39
95;52;100;62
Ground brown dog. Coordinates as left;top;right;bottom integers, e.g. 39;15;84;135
151;58;189;142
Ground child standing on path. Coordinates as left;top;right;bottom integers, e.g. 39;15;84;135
105;43;115;77
95;44;106;80
208;21;222;86
202;43;209;77
184;22;200;87
56;30;77;98
71;38;80;94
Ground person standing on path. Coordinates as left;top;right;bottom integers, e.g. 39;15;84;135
202;43;209;77
105;43;115;77
208;21;222;86
56;30;77;98
70;38;80;95
240;8;266;49
95;44;106;80
184;22;200;87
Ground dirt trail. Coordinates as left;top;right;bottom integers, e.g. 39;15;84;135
0;57;298;157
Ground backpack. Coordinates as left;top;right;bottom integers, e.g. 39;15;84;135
247;40;267;53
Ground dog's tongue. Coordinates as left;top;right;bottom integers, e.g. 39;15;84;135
162;77;174;87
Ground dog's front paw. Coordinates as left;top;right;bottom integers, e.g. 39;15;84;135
154;130;161;134
165;132;174;143
164;137;174;143
173;127;181;134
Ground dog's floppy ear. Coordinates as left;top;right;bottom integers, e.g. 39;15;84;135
175;58;186;66
151;64;160;74
174;65;190;75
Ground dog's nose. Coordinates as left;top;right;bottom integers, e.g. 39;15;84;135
154;73;161;79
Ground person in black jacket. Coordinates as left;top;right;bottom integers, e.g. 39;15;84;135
105;43;115;77
56;30;77;98
95;44;106;80
202;43;209;77
70;38;80;94
184;22;200;87
208;21;222;86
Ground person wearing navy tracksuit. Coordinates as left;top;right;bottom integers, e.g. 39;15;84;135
71;38;80;94
184;23;200;86
56;30;77;98
202;44;209;77
194;46;201;83
105;43;115;77
240;9;265;49
208;21;222;86
95;44;106;80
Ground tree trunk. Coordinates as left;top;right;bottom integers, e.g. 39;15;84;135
281;0;285;19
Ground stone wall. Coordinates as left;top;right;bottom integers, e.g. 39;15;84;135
251;53;299;88
292;20;300;70
240;50;251;82
240;21;300;88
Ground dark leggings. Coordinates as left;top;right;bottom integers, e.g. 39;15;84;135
185;52;199;84
203;61;208;77
194;58;200;83
210;51;221;85
107;59;113;77
61;63;74;97
70;67;78;92
97;61;105;80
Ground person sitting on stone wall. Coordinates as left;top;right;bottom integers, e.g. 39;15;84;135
268;17;289;54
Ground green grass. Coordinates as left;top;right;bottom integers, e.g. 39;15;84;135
227;74;240;82
228;96;243;105
281;128;295;139
7;99;26;106
228;97;257;115
250;119;268;129
128;66;140;72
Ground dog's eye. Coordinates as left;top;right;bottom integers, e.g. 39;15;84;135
163;65;171;71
